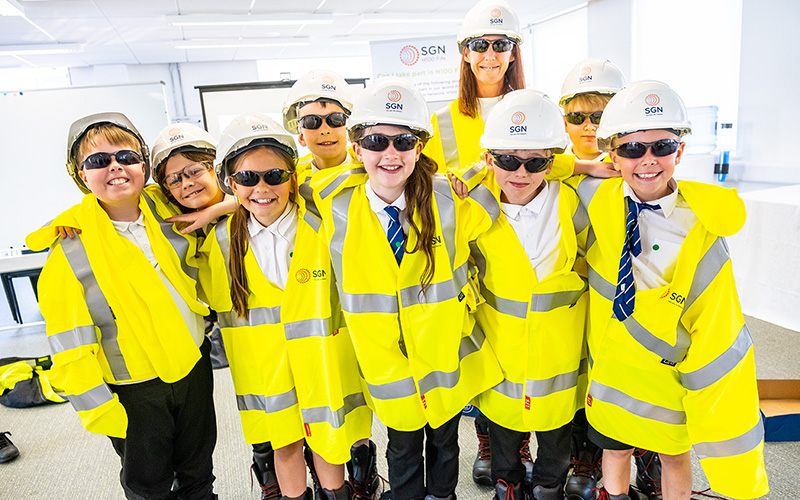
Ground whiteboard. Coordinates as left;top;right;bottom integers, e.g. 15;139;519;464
0;82;169;249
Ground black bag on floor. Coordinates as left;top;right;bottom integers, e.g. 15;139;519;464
0;356;67;408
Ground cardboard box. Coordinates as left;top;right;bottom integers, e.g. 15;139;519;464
758;379;800;441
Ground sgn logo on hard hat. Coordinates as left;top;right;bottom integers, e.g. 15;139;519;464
321;74;337;91
168;127;185;143
644;93;663;116
248;116;271;131
489;8;504;25
399;45;420;66
386;90;403;112
579;66;592;84
169;128;181;136
510;111;527;135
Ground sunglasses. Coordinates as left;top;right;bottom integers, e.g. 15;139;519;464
613;139;681;159
82;149;143;170
565;111;603;125
358;133;419;152
490;153;553;173
466;37;515;53
165;162;212;189
298;112;347;130
230;169;293;187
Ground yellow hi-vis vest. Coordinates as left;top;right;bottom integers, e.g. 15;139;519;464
199;183;372;462
571;176;768;499
469;172;589;432
311;166;504;430
296;149;357;180
425;98;576;177
26;190;208;439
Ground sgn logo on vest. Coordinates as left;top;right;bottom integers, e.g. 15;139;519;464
386;90;403;112
295;268;327;283
644;93;663;116
489;8;504;25
509;111;526;135
320;74;337;92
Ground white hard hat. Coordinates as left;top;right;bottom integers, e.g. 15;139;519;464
215;113;298;195
347;77;433;143
596;80;692;152
151;123;216;186
282;69;354;134
559;58;627;107
66;112;150;194
480;89;568;152
457;0;523;48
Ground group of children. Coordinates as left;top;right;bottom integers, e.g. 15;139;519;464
27;1;769;500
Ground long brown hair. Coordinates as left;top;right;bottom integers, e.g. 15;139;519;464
229;145;297;318
458;44;525;118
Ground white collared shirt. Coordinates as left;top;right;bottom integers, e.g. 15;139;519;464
247;202;298;289
565;146;608;162
501;180;562;280
111;213;205;350
623;179;698;290
365;179;409;237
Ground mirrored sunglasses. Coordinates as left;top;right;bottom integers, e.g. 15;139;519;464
466;37;515;53
565;111;603;125
490;153;553;173
230;169;293;187
613;139;680;159
298;112;347;130
358;133;419;152
82;150;143;170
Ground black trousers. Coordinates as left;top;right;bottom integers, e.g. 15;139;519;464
386;413;461;500
109;339;217;500
488;419;572;489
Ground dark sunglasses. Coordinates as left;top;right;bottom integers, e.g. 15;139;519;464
490;153;553;173
82;149;143;170
565;111;603;125
613;139;681;159
230;169;293;187
466;37;515;53
358;133;419;152
298;112;347;130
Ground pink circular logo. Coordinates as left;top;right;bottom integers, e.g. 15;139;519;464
399;45;420;66
511;111;525;125
322;75;334;84
387;90;402;102
645;94;660;106
490;8;502;17
168;127;181;136
580;66;591;76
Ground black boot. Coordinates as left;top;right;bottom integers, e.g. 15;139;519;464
520;433;533;485
424;495;456;500
495;480;526;500
304;444;324;500
564;432;601;500
633;449;662;499
252;447;281;500
282;488;314;500
347;441;382;499
532;484;564;500
0;431;19;463
472;416;492;486
321;483;354;500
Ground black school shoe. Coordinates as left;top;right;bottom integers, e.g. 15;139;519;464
0;431;19;463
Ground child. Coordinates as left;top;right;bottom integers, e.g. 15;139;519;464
27;112;217;500
203;114;372;500
283;70;382;499
572;80;768;500
458;89;588;500
312;77;503;500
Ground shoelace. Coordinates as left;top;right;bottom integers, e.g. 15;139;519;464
0;431;13;447
590;487;610;500
249;464;281;500
476;432;491;460
497;479;518;500
572;458;599;478
352;473;388;499
519;435;532;463
690;489;731;500
633;449;662;496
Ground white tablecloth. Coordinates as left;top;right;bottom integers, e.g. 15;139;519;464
727;183;800;332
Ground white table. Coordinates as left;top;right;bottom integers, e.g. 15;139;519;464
0;252;48;323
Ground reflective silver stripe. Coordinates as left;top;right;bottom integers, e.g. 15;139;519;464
683;237;729;313
328;187;353;294
285;317;334;340
436;106;459;170
218;305;281;328
622;315;690;364
694;418;764;460
482;285;528;319
572;199;590;235
319;167;367;199
576;176;603;205
48;325;97;354
400;279;458;307
461;161;485;182
301;392;367;429
530;287;585;313
587;264;616;301
237;389;298;413
680;324;753;391
469;184;501;223
586;227;596;253
418;322;486;394
61;236;130;380
298;179;322;232
366;376;418;400
341;292;398;314
491;379;524;399
526;358;588;398
589;380;686;425
69;383;114;412
142;194;198;280
588;349;593;369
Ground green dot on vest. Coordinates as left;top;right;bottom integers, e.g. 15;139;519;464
653;244;659;251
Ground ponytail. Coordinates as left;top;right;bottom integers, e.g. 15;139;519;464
229;204;251;319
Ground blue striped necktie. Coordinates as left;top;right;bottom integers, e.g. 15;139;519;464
613;197;661;321
384;205;405;265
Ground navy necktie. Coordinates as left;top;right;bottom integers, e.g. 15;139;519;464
613;197;661;321
384;205;405;265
